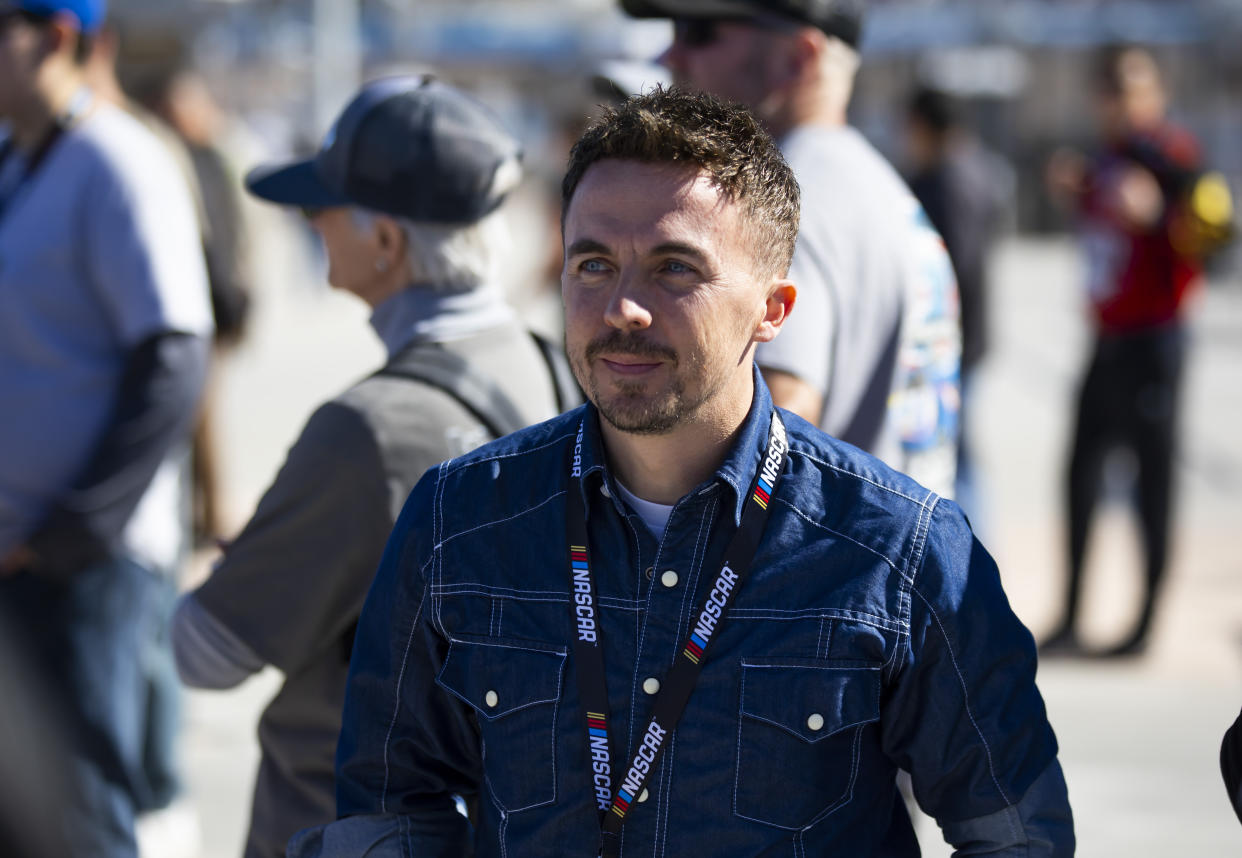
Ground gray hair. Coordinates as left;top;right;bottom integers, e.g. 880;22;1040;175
351;207;511;293
351;155;521;292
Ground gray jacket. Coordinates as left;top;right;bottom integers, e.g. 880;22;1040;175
173;318;570;858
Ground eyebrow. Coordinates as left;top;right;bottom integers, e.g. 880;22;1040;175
650;242;710;264
565;238;711;262
565;238;610;258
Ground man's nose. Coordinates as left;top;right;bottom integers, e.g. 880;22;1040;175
604;275;653;331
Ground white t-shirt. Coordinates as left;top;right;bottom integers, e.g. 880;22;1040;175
0;100;212;567
615;481;674;542
756;125;960;496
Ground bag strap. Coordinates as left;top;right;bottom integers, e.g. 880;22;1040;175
530;331;584;413
378;341;528;439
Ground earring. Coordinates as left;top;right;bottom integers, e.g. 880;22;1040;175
375;258;388;272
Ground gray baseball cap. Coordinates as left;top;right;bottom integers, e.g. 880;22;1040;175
245;75;522;224
620;0;864;49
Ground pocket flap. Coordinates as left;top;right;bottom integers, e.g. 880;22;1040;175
740;660;880;743
437;638;566;721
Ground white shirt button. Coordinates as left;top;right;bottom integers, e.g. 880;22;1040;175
643;677;661;695
637;788;650;803
807;713;824;731
660;570;679;588
485;691;499;708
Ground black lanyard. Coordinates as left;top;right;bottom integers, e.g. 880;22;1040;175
565;411;788;857
0;88;90;227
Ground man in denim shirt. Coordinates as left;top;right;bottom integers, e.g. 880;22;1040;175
291;88;1073;857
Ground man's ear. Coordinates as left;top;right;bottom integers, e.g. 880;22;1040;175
372;214;408;270
42;13;80;60
770;27;822;91
755;280;796;343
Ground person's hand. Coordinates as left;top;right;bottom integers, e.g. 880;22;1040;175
0;545;36;577
1109;164;1164;230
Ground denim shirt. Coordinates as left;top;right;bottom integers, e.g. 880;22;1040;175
290;372;1073;857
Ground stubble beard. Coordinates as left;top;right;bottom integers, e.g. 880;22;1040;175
571;331;693;435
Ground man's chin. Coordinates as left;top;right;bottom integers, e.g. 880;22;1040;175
594;395;681;436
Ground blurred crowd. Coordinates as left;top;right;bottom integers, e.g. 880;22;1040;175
1;0;1238;856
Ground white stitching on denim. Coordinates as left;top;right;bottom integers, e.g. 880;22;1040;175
657;730;676;858
435;583;564;597
734;665;873;832
912;584;1012;807
380;582;425;813
733;663;747;819
431;460;449;638
728;607;906;633
774;499;902;576
884;491;935;683
791;449;930;504
673;496;716;666
496;599;503;638
435;489;565;550
617;506;646;760
464;647;563;815
439;428;579;480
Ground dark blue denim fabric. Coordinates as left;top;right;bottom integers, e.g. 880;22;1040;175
0;554;159;857
305;374;1073;857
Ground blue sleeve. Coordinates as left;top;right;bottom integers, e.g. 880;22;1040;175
881;499;1075;856
290;466;479;856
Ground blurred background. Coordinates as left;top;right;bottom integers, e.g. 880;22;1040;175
89;0;1242;854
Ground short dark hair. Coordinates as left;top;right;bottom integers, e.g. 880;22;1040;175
562;86;801;278
10;9;93;65
1094;44;1160;97
908;86;958;136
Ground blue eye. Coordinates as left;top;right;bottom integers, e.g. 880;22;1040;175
664;260;692;274
580;259;608;274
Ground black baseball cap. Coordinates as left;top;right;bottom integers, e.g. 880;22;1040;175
620;0;864;49
245;75;522;224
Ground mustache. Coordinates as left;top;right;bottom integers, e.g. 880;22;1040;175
584;330;678;364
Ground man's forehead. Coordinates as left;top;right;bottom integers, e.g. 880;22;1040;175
567;159;734;227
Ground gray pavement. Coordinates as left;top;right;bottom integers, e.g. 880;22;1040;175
173;236;1242;857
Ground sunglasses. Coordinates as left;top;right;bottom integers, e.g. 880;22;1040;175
672;15;800;49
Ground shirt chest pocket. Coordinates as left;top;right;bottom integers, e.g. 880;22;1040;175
436;638;567;813
734;659;881;830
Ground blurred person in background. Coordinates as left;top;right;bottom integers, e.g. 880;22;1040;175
904;85;1011;523
133;60;255;546
83;25;214;848
628;0;961;497
171;75;578;858
0;0;213;855
1042;45;1233;658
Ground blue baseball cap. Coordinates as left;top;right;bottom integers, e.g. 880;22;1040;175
246;75;523;225
0;0;106;34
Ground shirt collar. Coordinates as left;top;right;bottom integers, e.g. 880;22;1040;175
573;364;777;528
369;283;517;357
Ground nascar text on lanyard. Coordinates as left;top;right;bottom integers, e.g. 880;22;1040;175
565;411;788;858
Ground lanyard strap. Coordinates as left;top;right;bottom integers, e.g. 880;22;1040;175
0;87;91;227
565;411;789;856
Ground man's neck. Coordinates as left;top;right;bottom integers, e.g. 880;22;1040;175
10;71;84;151
598;382;754;506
